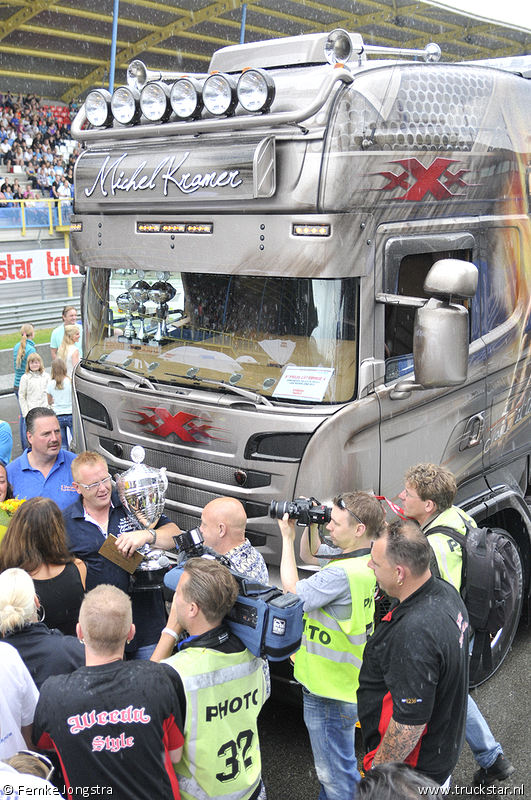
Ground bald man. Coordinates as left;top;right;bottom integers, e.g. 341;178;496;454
116;496;269;584
200;497;269;583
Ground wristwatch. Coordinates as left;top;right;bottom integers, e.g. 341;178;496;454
148;529;157;545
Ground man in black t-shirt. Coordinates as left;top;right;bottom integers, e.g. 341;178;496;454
33;585;185;800
358;519;469;787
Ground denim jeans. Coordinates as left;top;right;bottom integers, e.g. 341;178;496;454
57;413;72;449
302;689;360;800
466;694;502;768
13;386;27;451
127;643;158;660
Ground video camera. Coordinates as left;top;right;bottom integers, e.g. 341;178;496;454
269;497;332;527
164;527;303;661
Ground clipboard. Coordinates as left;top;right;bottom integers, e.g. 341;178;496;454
99;533;143;574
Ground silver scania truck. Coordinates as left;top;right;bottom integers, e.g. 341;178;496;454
70;30;531;683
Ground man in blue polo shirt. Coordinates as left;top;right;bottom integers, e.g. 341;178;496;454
6;407;76;510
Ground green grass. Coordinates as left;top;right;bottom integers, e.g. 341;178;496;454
0;328;55;350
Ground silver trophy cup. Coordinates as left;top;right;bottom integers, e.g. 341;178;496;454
114;445;169;589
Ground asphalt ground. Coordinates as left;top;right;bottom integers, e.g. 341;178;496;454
1;388;529;799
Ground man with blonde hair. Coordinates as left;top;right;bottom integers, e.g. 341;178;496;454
63;451;181;659
33;585;185;799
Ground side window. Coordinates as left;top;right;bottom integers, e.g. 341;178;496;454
385;253;431;361
384;248;474;382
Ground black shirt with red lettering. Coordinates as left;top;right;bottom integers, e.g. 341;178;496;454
33;660;186;799
357;575;469;785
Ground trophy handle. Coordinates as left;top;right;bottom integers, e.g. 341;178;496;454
160;467;168;493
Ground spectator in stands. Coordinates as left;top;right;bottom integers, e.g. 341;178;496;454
18;353;51;421
57;177;71;200
4;90;15;111
0;568;85;689
0;641;38;760
13;323;36;450
46;358;72;449
6;407;77;510
2;183;14;207
12;178;23;200
0;496;86;636
23;185;37;205
50;306;80;360
25;157;38;187
57;324;81;377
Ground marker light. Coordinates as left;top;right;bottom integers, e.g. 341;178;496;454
324;29;353;65
292;224;331;237
140;82;172;122
203;73;238;116
237;68;276;113
111;86;141;124
85;89;113;127
170;78;203;119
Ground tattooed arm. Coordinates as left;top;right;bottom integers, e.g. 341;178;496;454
372;717;426;767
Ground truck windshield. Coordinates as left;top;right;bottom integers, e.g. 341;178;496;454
83;269;359;404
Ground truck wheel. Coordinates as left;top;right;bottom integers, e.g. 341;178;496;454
468;531;524;688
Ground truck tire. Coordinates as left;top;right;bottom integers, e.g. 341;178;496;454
469;531;524;688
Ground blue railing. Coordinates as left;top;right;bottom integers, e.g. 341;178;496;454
0;198;73;235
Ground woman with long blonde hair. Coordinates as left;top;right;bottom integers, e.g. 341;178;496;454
13;323;36;450
57;324;80;377
46;358;72;448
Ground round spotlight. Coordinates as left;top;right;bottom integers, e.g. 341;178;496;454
127;60;148;91
202;73;238;116
170;77;203;119
237;68;276;113
85;89;113;127
140;82;172;122
111;86;141;124
324;29;353;65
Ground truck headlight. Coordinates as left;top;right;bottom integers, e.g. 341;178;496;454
170;78;203;119
237;68;275;113
111;86;141;124
202;73;238;116
140;82;172;122
85;89;112;127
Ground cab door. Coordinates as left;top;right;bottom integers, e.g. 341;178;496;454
375;227;487;501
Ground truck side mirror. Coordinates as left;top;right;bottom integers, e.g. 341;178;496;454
414;298;470;387
392;259;478;397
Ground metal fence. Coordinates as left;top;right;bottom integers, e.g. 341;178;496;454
0;296;81;335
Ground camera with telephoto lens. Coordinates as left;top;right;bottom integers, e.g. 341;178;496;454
269;497;332;527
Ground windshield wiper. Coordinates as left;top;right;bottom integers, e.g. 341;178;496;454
85;359;158;391
163;372;273;406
